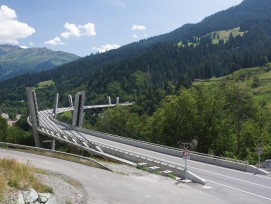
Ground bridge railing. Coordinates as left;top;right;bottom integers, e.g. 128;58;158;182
51;113;248;164
87;129;249;164
36;125;206;184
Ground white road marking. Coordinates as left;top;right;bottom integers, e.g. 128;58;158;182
190;166;271;189
207;180;271;201
187;159;271;178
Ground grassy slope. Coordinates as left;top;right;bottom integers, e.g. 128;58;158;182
178;27;245;47
206;27;246;44
193;63;271;106
0;158;52;201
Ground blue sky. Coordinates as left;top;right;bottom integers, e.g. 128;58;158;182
0;0;243;57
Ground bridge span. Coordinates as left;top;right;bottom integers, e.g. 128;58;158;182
25;88;271;203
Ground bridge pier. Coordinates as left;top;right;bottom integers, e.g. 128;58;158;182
26;87;41;147
68;94;73;107
40;135;55;150
26;87;55;150
72;91;85;127
107;96;111;105
53;93;59;118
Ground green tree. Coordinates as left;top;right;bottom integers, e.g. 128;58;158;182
224;77;256;157
0;117;8;142
192;85;223;153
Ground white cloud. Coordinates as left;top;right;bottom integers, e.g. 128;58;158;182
29;42;34;46
81;23;96;36
44;37;64;45
0;5;35;44
131;24;146;31
61;22;96;39
132;34;138;38
20;46;28;49
93;43;120;53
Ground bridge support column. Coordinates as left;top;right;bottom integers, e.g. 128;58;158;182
68;95;73;107
107;96;111;105
53;93;59;118
41;135;55;150
26;87;56;150
72;91;85;127
26;87;41;147
116;97;119;104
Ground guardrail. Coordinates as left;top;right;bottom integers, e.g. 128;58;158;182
51;115;268;174
82;129;248;164
0;142;114;172
52;114;248;165
34;111;268;177
35;123;206;184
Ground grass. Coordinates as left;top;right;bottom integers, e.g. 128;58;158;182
136;165;149;171
167;173;176;180
206;27;246;44
0;146;111;169
178;27;245;47
36;80;55;89
193;63;271;107
0;158;53;201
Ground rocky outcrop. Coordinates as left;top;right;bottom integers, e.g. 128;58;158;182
17;188;57;204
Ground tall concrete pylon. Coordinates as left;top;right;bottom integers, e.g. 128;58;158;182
107;96;112;105
26;87;55;150
53;93;59;118
68;95;73;107
26;87;41;147
72;91;85;127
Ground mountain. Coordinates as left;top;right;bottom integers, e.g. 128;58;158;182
1;0;271;115
0;44;80;81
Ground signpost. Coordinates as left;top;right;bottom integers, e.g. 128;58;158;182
183;147;190;180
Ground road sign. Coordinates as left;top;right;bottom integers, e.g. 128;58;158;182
258;147;262;155
183;149;190;160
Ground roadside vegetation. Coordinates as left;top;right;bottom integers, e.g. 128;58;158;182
55;64;271;165
0;158;52;201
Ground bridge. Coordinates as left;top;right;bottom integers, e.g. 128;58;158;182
25;87;271;203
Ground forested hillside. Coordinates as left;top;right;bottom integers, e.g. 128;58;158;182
1;0;271;162
1;0;271;110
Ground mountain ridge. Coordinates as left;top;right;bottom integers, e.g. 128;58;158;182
0;44;80;81
1;0;271;114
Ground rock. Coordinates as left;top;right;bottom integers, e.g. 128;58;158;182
17;191;25;204
38;193;51;203
46;196;57;204
22;188;39;203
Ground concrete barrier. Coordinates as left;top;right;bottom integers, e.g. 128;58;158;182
50;117;269;176
94;142;206;184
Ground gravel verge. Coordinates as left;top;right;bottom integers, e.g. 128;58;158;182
1;170;87;204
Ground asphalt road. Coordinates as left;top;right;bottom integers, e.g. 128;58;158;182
38;110;271;203
0;148;229;204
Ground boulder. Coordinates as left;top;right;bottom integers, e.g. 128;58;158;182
22;188;39;203
38;193;51;203
17;191;25;204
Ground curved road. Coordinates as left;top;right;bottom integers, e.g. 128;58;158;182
0;149;228;204
37;110;271;203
